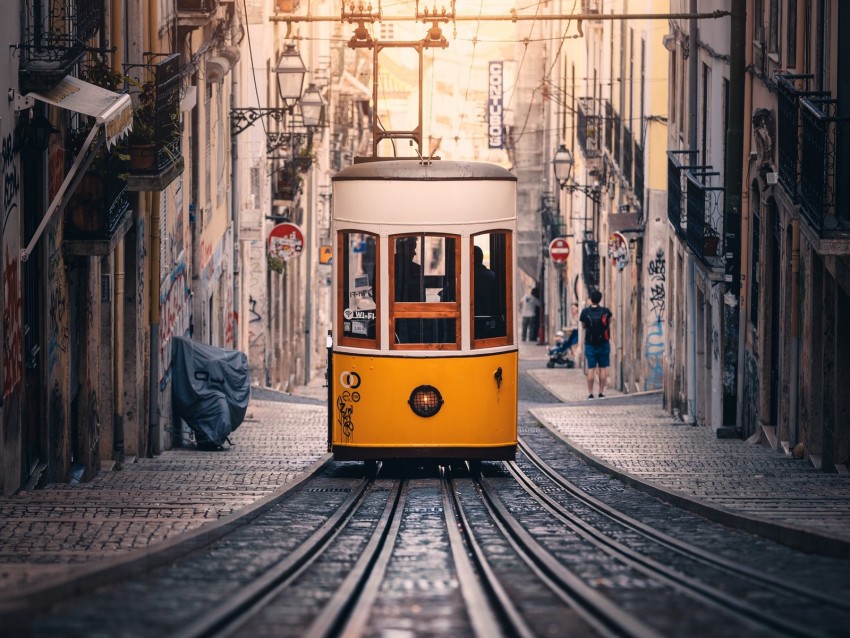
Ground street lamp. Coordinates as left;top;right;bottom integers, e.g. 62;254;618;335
552;143;574;189
275;43;307;111
299;83;325;128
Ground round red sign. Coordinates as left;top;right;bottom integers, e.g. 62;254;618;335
548;237;570;263
267;223;304;262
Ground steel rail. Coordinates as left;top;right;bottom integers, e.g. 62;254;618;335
305;479;406;638
172;476;376;638
442;467;535;638
474;475;661;638
517;438;850;613
508;449;836;637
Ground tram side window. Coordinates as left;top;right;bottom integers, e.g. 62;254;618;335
392;235;459;345
472;232;510;342
341;232;377;343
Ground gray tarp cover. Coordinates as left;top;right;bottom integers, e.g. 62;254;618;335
171;336;250;447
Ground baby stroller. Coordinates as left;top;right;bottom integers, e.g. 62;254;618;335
547;328;578;368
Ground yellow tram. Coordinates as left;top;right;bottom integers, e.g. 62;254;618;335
328;159;518;463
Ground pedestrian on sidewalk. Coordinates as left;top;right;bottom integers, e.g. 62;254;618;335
579;290;613;399
520;287;540;342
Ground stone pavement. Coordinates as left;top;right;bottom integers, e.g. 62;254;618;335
522;342;850;557
0;392;329;596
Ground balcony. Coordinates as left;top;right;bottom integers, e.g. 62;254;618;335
64;157;132;257
622;126;633;186
176;0;219;28
666;150;696;236
634;142;645;218
799;97;850;235
776;74;828;199
126;55;185;192
18;0;103;93
685;170;724;267
577;98;601;159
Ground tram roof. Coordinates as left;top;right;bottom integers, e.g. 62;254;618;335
332;159;517;182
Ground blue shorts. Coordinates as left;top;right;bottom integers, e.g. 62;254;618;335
585;342;610;369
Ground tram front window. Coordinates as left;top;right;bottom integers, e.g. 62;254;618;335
341;232;377;344
392;235;459;346
472;232;511;344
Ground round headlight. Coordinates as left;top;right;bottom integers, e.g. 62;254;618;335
408;385;443;417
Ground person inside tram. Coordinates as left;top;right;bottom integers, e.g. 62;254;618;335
394;236;423;302
394;236;423;343
473;245;504;338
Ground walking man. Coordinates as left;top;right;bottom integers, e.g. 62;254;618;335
579;290;613;399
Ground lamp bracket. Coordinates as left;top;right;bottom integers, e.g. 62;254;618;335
230;107;287;136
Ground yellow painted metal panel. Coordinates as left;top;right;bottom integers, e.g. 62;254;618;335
331;351;517;450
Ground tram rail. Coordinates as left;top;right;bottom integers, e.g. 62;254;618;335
510;438;850;637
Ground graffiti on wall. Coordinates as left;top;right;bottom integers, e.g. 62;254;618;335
159;261;191;390
3;251;22;398
644;249;666;390
2;132;19;231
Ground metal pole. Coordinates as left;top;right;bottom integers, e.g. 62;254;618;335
722;0;745;431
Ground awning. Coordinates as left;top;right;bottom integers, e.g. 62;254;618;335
21;76;134;261
26;75;133;148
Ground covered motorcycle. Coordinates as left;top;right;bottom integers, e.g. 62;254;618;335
171;336;250;449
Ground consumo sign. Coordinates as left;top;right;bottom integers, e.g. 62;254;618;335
488;61;504;149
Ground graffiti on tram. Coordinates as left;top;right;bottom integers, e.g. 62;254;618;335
337;370;362;439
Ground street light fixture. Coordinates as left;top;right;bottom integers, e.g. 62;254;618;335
552;143;574;189
275;43;307;111
299;83;325;128
552;142;602;202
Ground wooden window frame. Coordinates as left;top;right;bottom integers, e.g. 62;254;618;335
337;230;380;349
390;234;461;351
470;231;514;350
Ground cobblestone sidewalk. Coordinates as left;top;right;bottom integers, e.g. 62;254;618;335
0;394;328;595
528;365;850;556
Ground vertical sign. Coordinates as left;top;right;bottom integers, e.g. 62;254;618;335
488;61;504;149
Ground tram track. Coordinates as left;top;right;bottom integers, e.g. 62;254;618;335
507;436;850;637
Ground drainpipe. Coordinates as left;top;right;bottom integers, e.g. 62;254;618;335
686;0;699;421
789;219;800;446
149;191;161;454
230;5;241;352
114;238;125;465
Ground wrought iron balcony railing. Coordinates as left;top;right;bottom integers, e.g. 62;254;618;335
577;97;601;159
64;156;131;246
776;74;829;199
125;54;185;192
685;170;724;266
176;0;219;28
799;96;850;233
634;142;645;218
622;126;633;186
18;0;103;93
666;150;696;235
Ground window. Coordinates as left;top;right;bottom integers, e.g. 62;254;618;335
786;0;797;67
391;234;459;348
339;231;378;347
472;232;512;347
768;0;780;55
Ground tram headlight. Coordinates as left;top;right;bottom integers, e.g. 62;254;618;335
408;385;444;418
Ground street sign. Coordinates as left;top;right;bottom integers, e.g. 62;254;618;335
267;223;304;267
548;237;570;264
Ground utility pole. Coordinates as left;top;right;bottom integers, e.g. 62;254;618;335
721;0;745;435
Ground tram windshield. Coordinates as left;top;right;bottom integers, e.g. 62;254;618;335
392;234;459;346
